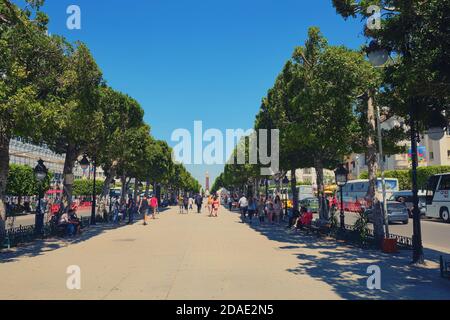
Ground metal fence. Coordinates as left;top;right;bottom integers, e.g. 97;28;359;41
341;223;413;250
1;216;92;249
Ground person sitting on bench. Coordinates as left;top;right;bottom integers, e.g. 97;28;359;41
68;209;81;236
295;206;313;229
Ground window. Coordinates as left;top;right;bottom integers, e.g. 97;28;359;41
438;175;450;191
430;152;434;160
448;150;450;158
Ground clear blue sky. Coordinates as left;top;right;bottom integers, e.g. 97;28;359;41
21;0;366;188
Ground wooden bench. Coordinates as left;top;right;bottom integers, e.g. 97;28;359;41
304;222;331;236
440;255;450;279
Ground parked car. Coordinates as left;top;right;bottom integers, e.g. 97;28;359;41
389;190;426;217
365;201;409;225
300;197;319;213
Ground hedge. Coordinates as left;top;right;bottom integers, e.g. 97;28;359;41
6;164;52;197
359;165;450;190
72;179;103;197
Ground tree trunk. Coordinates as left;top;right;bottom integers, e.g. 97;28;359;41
291;168;299;212
120;174;127;203
366;92;384;243
134;179;139;202
99;163;117;220
315;159;328;221
0;133;11;238
62;143;79;207
366;93;378;204
100;164;116;199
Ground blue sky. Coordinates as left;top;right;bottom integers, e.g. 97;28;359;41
21;0;366;187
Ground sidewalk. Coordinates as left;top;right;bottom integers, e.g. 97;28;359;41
1;206;449;300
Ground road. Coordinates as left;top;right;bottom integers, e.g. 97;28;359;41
1;206;450;300
343;212;450;252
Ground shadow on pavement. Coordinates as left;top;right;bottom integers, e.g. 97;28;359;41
240;213;450;300
0;206;178;263
0;207;171;264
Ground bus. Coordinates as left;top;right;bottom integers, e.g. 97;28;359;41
425;173;450;222
275;185;314;202
341;178;399;202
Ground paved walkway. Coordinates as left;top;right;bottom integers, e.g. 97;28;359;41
1;207;450;300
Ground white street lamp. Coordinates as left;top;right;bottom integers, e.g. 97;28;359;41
427;110;448;141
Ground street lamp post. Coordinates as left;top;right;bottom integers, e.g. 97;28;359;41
365;39;449;263
335;164;349;229
34;159;48;236
367;40;391;238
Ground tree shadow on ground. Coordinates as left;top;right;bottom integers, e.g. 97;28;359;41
245;218;450;300
0;212;153;264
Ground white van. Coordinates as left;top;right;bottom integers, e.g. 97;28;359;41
425;173;450;222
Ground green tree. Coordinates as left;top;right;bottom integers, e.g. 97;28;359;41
332;0;450;261
144;140;173;202
0;0;66;232
94;87;145;203
45;42;104;206
72;179;102;197
259;27;375;218
255;62;315;210
115;124;153;201
332;0;450;116
6;164;52;202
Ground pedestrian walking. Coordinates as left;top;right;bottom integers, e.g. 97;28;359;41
207;195;213;216
178;196;184;214
247;197;257;224
212;196;220;217
113;197;120;224
257;196;266;223
188;196;194;212
139;195;150;226
238;195;248;222
127;195;137;224
150;194;158;220
195;194;203;213
265;196;274;224
273;196;282;224
183;195;189;214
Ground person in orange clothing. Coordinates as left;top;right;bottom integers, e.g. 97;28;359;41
212;196;220;217
207;195;213;216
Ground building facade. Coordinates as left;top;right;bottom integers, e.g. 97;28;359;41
347;131;450;180
9;138;105;185
286;168;335;187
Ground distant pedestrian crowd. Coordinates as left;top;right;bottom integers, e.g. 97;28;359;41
222;193;314;230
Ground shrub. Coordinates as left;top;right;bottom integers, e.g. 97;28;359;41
72;179;103;197
359;165;450;190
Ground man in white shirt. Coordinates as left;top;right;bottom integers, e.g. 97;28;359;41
238;195;248;221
